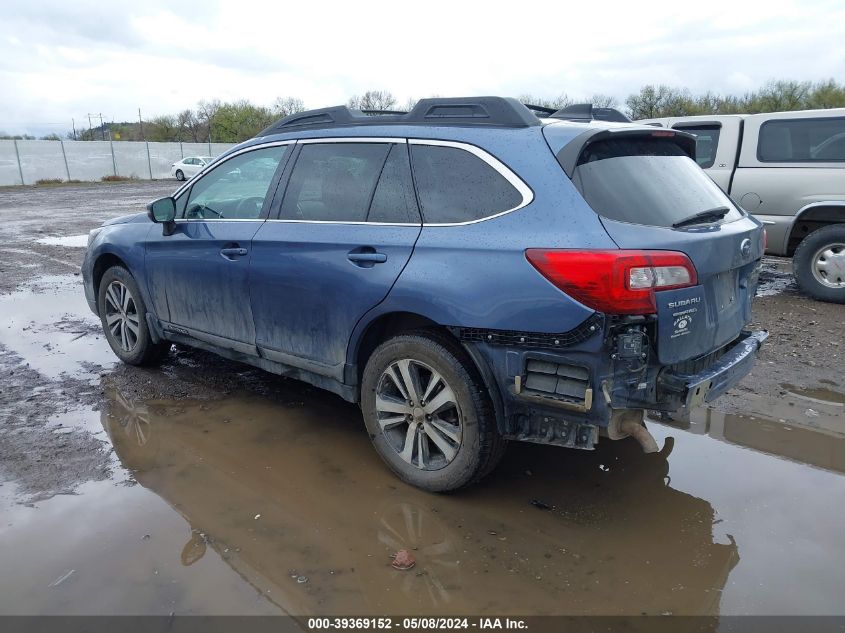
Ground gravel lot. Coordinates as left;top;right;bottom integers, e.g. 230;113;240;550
0;181;843;617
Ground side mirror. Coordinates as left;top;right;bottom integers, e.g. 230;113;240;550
147;197;176;223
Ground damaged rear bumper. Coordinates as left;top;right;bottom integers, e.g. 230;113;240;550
658;330;769;408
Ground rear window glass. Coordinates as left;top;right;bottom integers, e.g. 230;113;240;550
674;124;721;168
410;145;522;223
758;117;845;162
280;143;390;222
572;138;743;228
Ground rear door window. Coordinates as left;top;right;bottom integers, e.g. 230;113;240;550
758;117;845;162
572;137;743;228
673;124;721;168
280;143;391;222
410;144;522;223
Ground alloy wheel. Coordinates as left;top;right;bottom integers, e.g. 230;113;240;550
104;280;140;352
375;359;463;471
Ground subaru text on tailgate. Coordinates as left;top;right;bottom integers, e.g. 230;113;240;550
82;97;767;491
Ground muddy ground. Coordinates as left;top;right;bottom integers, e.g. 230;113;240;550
0;181;843;617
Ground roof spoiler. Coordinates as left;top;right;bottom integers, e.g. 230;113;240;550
550;103;632;123
555;128;698;177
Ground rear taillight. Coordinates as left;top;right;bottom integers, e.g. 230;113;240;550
761;228;768;251
525;249;698;315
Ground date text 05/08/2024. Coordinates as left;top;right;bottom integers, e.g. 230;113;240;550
307;617;528;630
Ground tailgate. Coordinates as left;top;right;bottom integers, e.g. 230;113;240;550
555;128;765;364
602;217;763;363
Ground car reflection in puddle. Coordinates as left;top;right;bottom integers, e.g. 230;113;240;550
101;387;740;616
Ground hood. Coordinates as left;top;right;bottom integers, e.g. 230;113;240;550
102;212;149;227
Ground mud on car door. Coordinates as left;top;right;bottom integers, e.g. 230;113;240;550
145;144;291;349
248;140;422;373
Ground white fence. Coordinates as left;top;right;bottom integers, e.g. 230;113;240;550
0;139;236;186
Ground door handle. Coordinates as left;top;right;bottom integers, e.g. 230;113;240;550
220;247;248;259
347;249;387;267
347;252;387;263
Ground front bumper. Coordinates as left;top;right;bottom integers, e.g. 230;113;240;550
658;330;769;408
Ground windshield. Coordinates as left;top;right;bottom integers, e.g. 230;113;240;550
572;137;743;228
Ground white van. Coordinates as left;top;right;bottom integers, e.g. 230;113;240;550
639;109;845;303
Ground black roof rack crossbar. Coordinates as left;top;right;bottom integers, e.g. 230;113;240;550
257;97;541;136
522;103;557;116
550;103;631;123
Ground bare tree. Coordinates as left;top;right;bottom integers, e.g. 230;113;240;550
518;94;573;110
273;96;306;117
348;90;398;111
176;109;206;142
587;93;619;108
196;99;222;141
401;96;418;112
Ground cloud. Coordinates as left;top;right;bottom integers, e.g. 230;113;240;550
0;0;843;134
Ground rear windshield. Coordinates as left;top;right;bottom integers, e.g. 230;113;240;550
572;138;743;228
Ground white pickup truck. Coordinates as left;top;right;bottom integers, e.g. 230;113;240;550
639;109;845;303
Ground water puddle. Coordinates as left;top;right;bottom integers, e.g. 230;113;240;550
0;274;115;379
3;383;845;616
35;235;89;248
756;257;798;297
781;384;845;407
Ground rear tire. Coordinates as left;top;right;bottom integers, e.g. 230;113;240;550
361;332;505;492
175;169;185;181
793;224;845;304
98;266;170;366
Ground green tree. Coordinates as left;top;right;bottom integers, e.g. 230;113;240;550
807;79;845;109
211;100;275;142
147;115;179;142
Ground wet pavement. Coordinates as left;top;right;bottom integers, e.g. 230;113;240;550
1;181;844;617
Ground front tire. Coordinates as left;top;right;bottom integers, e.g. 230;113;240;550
793;224;845;304
98;266;170;365
175;169;185;181
361;332;505;492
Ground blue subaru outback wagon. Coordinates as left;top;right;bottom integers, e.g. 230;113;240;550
83;97;767;491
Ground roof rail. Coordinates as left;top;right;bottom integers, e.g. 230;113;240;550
360;109;408;116
256;97;541;136
550;103;631;123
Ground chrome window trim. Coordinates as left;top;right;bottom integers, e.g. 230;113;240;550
265;219;418;226
298;137;407;144
266;137;533;227
173;218;265;223
408;138;534;227
171;140;296;203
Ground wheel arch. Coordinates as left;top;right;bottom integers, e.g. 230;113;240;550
91;251;130;313
786;202;845;255
349;311;505;429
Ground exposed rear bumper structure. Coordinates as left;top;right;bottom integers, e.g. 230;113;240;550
657;330;769;408
465;323;768;451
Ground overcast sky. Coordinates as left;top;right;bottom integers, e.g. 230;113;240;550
1;0;843;135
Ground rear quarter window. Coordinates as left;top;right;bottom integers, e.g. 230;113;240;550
410;144;523;224
758;117;845;162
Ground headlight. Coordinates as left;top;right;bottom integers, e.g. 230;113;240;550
87;227;104;248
